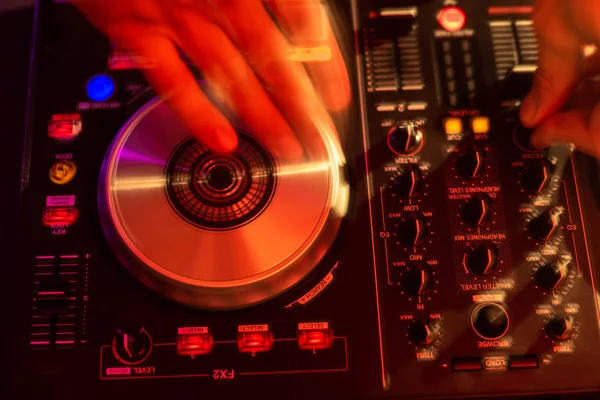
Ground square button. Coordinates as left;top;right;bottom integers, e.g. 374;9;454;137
444;118;463;135
471;116;490;134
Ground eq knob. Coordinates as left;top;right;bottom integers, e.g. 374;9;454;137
471;303;509;340
466;242;498;276
112;328;152;364
461;193;492;227
523;159;553;193
387;122;424;156
528;207;562;240
392;164;422;198
399;264;433;296
535;260;569;290
457;146;487;179
408;319;438;346
545;315;575;341
398;212;428;246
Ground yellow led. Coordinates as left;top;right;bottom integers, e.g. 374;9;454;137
471;116;490;134
444;118;463;135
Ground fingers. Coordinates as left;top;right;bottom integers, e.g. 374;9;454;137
166;10;304;159
118;32;239;153
520;0;582;128
266;0;351;112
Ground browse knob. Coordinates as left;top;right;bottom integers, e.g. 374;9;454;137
535;260;569;290
398;212;428;246
545;316;574;341
112;328;152;364
471;303;509;340
528;208;562;240
523;159;553;193
399;264;433;296
457;146;487;179
387;122;424;156
466;243;498;276
392;164;422;198
461;193;492;227
408;320;439;346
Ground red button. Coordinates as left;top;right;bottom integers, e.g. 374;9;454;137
438;6;466;32
42;206;78;226
237;331;273;353
176;334;213;356
298;329;333;350
48;114;82;140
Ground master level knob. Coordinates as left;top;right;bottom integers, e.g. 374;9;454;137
398;212;428;246
535;261;569;290
545;316;574;341
466;242;498;276
408;320;438;346
392;164;422;198
524;159;553;193
471;303;509;340
461;193;492;227
528;207;562;240
387;122;424;156
112;328;152;364
399;264;433;296
457;146;487;179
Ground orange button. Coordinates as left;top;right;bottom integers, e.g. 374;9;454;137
471;116;490;134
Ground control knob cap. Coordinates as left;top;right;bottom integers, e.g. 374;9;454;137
528;207;562;240
545;316;575;341
112;328;152;364
535;260;569;290
457;146;487;179
408;320;438;346
387;122;424;156
461;193;492;227
392;164;422;198
471;303;509;340
466;242;498;276
398;212;428;246
524;159;553;193
400;264;433;296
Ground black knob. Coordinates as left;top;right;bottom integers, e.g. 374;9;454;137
399;264;433;296
457;146;487;179
535;260;569;290
461;193;492;227
392;164;422;198
528;207;562;240
112;328;152;364
466;242;498;276
398;212;428;246
513;123;543;152
545;316;574;341
471;303;509;340
523;159;553;193
408;320;438;346
387;122;424;156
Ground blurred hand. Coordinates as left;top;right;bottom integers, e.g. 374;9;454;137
520;0;600;158
73;0;350;158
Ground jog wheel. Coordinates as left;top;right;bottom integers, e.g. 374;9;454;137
98;97;348;310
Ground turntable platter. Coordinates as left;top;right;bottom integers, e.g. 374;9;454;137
98;98;348;310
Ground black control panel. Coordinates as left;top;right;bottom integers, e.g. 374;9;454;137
8;0;600;399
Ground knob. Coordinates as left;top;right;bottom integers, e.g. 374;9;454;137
471;303;509;340
528;207;562;240
408;320;438;346
399;263;433;296
392;164;422;198
545;316;574;341
387;122;424;156
398;212;428;246
457;146;487;179
502;64;536;100
535;260;569;290
461;193;492;227
523;159;553;193
513;123;543;152
112;328;152;364
465;242;498;276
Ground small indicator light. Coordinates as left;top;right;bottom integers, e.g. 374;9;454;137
86;74;116;102
438;6;467;32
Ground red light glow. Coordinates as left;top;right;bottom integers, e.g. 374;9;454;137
438;6;466;32
298;329;333;350
237;332;273;353
43;207;78;226
176;334;213;356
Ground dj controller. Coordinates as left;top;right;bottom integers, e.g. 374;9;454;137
7;0;600;399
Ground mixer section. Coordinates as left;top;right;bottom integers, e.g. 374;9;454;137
355;0;600;398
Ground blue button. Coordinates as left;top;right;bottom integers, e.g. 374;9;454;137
86;74;116;102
